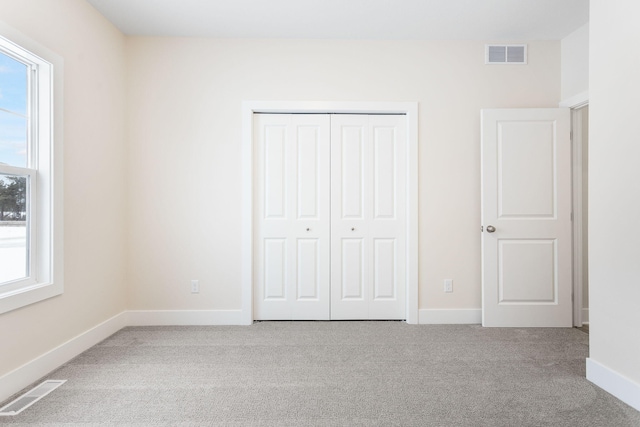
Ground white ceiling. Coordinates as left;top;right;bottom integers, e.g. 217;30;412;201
86;0;589;40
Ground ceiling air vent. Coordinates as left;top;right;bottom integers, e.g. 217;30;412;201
485;45;527;64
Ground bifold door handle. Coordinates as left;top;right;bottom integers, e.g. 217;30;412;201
306;228;310;231
486;225;496;233
351;227;355;231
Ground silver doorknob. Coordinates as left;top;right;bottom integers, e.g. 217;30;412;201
486;225;496;233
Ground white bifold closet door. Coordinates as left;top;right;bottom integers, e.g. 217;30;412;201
254;114;331;320
330;115;406;319
254;113;406;320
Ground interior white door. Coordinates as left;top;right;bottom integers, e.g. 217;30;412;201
254;114;331;320
481;108;572;327
330;115;407;320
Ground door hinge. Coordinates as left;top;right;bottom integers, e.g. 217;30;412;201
571;212;574;221
481;225;484;232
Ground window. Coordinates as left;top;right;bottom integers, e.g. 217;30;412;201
0;28;62;314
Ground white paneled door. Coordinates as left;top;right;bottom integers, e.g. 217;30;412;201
481;109;572;327
254;114;331;320
254;114;407;320
330;115;406;319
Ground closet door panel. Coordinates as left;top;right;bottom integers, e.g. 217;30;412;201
369;115;406;319
331;115;406;320
330;116;369;319
254;114;330;320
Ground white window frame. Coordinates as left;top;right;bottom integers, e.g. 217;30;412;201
0;23;63;314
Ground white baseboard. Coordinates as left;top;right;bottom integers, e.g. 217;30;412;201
0;311;128;404
582;308;589;324
587;358;640;412
419;309;482;324
127;310;243;326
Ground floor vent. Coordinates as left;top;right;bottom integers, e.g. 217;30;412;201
485;44;527;64
0;380;66;416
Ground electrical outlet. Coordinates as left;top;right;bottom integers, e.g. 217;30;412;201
191;280;199;294
444;279;453;293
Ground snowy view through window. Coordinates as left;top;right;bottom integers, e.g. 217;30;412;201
0;175;27;283
0;50;29;284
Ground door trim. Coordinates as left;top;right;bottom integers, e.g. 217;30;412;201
559;90;589;109
241;101;419;325
571;105;589;327
561;95;589;327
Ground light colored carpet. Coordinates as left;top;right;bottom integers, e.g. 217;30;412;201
1;322;638;426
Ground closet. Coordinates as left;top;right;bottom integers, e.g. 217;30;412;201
254;113;407;320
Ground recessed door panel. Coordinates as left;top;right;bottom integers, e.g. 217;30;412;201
498;121;555;219
374;127;396;219
374;239;396;299
264;126;286;219
341;238;365;300
297;126;320;219
341;126;365;219
264;239;286;300
297;238;319;300
498;239;556;303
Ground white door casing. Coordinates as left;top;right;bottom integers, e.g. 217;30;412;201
330;115;407;319
481;108;572;327
242;101;419;325
254;114;331;320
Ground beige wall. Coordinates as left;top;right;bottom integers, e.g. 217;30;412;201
561;23;589;101
0;0;127;377
126;38;561;312
589;0;640;385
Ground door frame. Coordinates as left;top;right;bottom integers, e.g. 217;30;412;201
241;101;419;325
570;104;589;327
561;91;589;327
